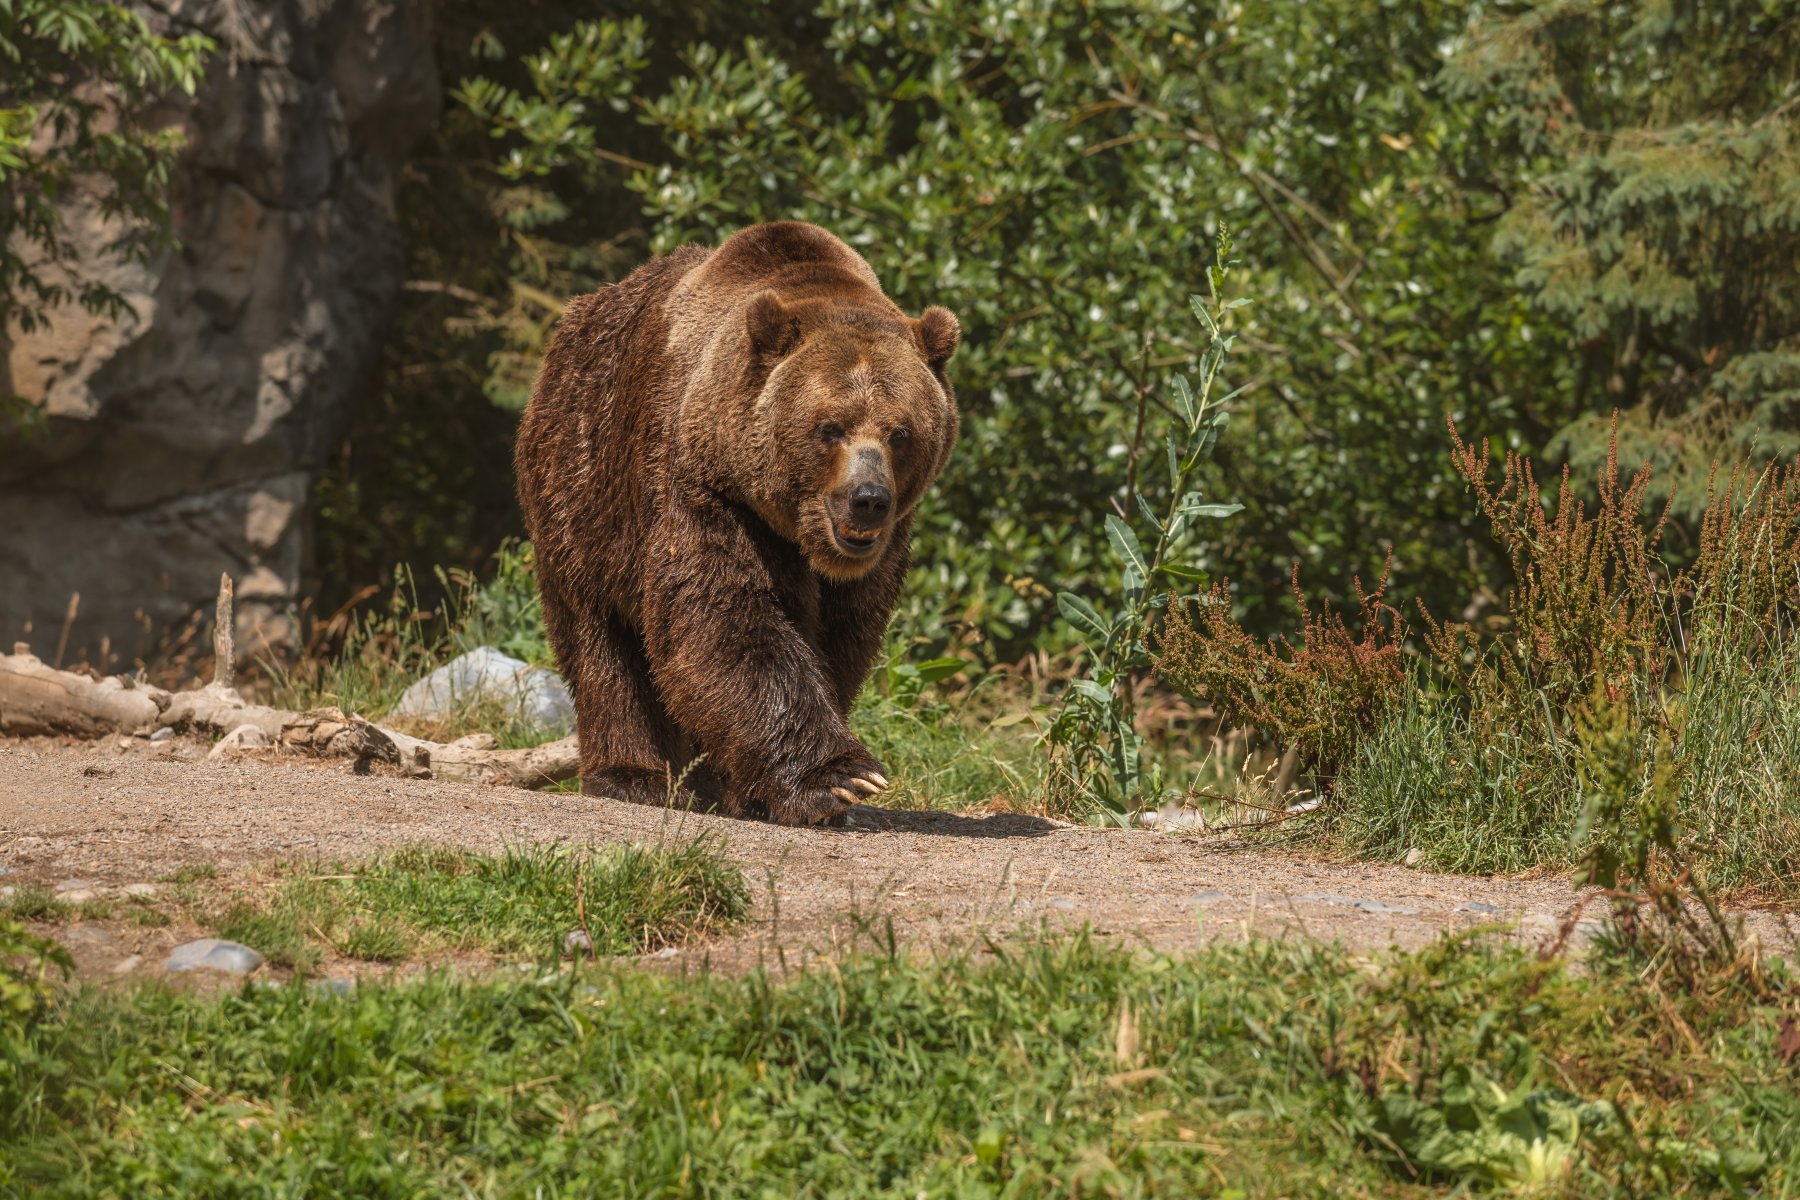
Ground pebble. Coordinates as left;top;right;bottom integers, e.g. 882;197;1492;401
149;727;175;743
164;938;264;974
119;882;158;898
1296;893;1419;915
1402;848;1424;868
652;947;679;959
207;725;269;761
1457;901;1502;915
62;925;115;947
111;954;144;976
313;978;355;996
58;889;102;904
54;879;99;893
563;929;594;955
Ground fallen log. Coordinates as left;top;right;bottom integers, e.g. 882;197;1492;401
0;650;577;790
1;645;170;738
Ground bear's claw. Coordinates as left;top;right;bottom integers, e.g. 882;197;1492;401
773;750;891;826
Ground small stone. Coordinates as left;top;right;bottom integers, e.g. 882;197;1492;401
164;938;264;974
313;978;355;996
58;889;101;904
1402;848;1424;868
119;882;158;898
1049;896;1077;911
54;879;99;893
563;929;593;955
1457;901;1502;915
1296;893;1418;915
111;954;144;975
62;925;115;947
653;947;679;959
149;727;175;743
207;724;269;761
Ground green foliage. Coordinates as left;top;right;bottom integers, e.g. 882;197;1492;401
0;916;71;1041
1445;0;1800;502
850;640;1043;812
425;0;1565;653
0;0;208;336
1366;1064;1620;1189
5;931;1798;1194
1044;230;1244;816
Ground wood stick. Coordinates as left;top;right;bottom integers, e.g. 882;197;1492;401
54;591;79;669
212;573;235;689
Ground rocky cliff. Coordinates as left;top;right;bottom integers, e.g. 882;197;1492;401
0;0;437;666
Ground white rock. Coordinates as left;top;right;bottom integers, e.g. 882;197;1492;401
563;929;594;955
111;954;144;975
120;882;159;898
1402;847;1424;868
389;647;573;732
207;724;270;761
54;878;99;892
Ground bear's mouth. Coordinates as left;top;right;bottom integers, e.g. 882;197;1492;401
831;522;882;556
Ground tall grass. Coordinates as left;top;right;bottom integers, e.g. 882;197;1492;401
1161;419;1800;897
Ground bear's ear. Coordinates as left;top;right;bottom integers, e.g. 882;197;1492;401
915;306;960;372
746;292;799;362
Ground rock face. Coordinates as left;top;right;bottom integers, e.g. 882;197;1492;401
0;0;437;665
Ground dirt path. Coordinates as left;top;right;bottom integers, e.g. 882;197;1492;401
3;740;1791;980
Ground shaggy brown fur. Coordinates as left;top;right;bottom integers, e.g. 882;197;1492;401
515;222;960;825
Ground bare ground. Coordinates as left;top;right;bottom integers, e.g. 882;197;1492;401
3;738;1793;984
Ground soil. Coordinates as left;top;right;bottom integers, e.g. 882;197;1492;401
3;738;1793;985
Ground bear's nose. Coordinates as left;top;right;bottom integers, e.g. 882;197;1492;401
849;482;892;527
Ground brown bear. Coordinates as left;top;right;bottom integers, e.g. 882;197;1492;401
515;221;960;826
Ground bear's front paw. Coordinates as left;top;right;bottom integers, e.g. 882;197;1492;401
771;750;890;827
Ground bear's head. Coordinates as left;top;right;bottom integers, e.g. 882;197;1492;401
739;293;960;581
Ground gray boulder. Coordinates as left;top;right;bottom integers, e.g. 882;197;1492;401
389;647;574;733
165;938;265;974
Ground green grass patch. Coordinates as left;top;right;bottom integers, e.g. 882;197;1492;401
0;887;69;923
206;840;750;970
157;864;219;885
2;931;1795;1195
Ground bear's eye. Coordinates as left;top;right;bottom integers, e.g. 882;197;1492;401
817;422;845;444
890;426;911;447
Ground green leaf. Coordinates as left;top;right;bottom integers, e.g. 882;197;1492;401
912;657;967;685
1056;592;1112;643
1105;514;1147;580
1171;373;1197;426
1070;678;1114;707
1158;562;1208;582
